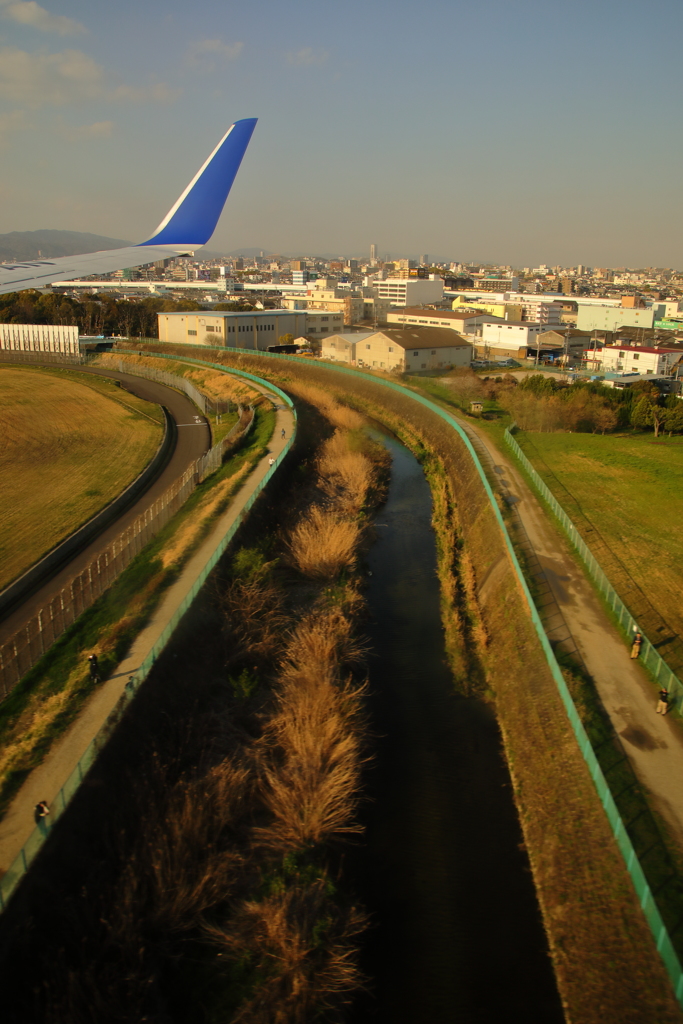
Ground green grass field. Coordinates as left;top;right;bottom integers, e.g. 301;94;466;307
0;366;163;591
515;429;683;666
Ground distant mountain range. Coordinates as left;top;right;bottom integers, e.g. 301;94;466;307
0;230;132;262
0;231;273;263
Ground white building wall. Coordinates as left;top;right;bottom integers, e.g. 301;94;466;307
481;322;545;348
0;322;79;354
373;277;444;306
599;347;680;374
576;305;655;332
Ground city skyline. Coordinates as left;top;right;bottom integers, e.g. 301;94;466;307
0;0;682;266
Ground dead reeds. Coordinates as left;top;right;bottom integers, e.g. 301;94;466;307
255;608;366;852
287;506;361;579
317;430;373;515
205;878;367;1024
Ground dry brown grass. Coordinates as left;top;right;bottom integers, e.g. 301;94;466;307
160;462;250;568
113;755;251;936
98;351;263;407
287;506;361;580
0;366;161;590
317;430;373;515
280;380;364;431
205;878;366;1024
255;608;366;852
221;572;289;664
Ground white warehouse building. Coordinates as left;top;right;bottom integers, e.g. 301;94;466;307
0;322;79;355
157;309;344;349
373;277;444;307
480;321;546;355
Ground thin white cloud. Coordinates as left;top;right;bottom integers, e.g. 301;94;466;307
0;1;86;36
0;47;178;107
0;47;102;105
112;81;179;103
287;47;328;67
57;119;113;141
185;38;243;71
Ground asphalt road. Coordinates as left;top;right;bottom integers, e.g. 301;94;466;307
0;366;211;643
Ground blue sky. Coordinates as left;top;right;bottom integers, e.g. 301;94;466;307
0;0;682;266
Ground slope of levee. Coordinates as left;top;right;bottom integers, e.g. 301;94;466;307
0;366;163;593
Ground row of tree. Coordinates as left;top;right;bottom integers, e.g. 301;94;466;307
0;290;272;339
502;374;683;435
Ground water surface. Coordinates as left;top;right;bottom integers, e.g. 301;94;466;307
352;430;563;1023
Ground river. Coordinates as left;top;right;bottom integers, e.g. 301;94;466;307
351;430;564;1023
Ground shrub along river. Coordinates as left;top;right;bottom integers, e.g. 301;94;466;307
351;429;564;1023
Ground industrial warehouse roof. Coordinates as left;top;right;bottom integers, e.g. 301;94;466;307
371;328;472;350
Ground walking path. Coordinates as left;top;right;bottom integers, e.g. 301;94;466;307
0;368;210;641
460;415;683;850
0;384;293;874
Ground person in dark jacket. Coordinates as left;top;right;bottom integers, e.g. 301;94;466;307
657;688;670;715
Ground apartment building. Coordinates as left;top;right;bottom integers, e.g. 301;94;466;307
596;344;682;375
373;277;444;307
386;307;503;335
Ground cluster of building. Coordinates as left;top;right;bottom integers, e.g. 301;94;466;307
6;247;683;387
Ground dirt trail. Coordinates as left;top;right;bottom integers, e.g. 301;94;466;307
462;417;683;851
0;386;293;876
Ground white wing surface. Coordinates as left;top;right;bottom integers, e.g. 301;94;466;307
0;118;258;296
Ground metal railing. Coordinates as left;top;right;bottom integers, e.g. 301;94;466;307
503;424;683;708
132;344;683;1006
0;348;90;366
0;366;294;912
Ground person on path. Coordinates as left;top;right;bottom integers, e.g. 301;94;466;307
268;457;275;467
88;654;101;682
631;631;643;659
34;800;50;824
657;688;670;715
281;427;286;440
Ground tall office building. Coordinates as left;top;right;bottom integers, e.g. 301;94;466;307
370;243;377;261
420;253;429;266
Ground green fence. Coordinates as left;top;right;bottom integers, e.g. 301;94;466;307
0;366;296;912
503;425;683;708
135;344;683;1004
7;343;683;1005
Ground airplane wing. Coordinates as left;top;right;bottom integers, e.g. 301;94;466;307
0;117;257;296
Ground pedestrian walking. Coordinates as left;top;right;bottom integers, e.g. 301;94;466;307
268;457;275;467
34;800;50;822
88;654;101;682
657;688;670;715
631;631;643;659
281;427;286;440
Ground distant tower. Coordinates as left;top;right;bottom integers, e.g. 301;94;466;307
420;253;429;266
370;243;377;261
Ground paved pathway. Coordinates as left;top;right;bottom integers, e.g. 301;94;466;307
0;368;210;640
459;415;683;851
0;383;293;874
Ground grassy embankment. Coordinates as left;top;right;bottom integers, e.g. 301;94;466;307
395;375;683;965
96;352;264;443
514;429;683;671
0;365;163;591
0;404;274;819
135;344;683;1023
3;387;389;1022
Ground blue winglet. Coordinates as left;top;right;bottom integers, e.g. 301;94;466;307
140;118;257;248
